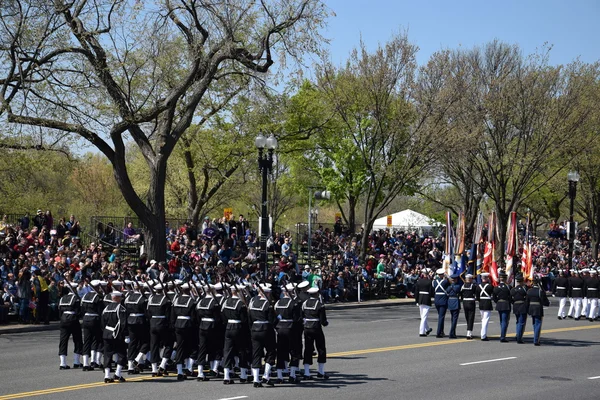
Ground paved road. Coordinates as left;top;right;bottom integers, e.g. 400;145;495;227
1;303;599;400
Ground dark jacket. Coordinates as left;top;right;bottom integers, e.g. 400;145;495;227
526;286;549;317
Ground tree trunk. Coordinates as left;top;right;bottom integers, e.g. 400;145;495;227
141;161;167;261
347;195;357;234
359;218;376;262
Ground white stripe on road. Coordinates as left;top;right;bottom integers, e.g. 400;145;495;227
587;376;600;380
218;397;248;400
460;357;517;366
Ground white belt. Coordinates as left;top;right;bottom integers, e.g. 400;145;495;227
573;288;582;290
305;318;320;322
278;319;293;322
130;313;145;317
84;313;99;317
228;319;242;323
152;315;166;319
201;318;215;322
63;311;76;315
463;298;475;301
435;292;446;295
177;316;191;320
419;291;430;295
588;288;598;291
253;320;269;324
480;296;491;299
556;286;566;289
105;326;116;332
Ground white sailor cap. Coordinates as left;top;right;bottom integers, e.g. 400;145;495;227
174;279;183;286
581;268;589;273
285;283;296;291
259;284;271;293
591;269;598;275
68;281;78;288
111;291;123;297
90;280;102;287
124;280;133;286
436;268;445;275
140;282;149;289
194;282;203;289
465;274;473;279
307;287;319;294
150;259;157;265
154;283;164;290
297;281;310;289
480;272;490;278
212;283;223;290
112;281;123;287
100;281;108;287
180;283;190;290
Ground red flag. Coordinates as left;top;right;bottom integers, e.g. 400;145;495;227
488;211;499;286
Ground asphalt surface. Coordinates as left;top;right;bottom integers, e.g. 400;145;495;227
1;302;599;400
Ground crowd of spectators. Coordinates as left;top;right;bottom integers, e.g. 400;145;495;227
1;209;597;325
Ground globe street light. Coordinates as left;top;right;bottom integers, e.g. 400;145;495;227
256;133;277;277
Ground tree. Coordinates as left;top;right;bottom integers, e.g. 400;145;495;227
315;33;452;259
0;0;328;260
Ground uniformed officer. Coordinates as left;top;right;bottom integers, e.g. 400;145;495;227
552;270;569;319
101;290;128;383
415;268;434;337
171;283;197;381
302;287;328;380
432;268;449;338
569;270;586;320
275;283;302;384
526;279;549;346
581;269;591;318
58;282;83;369
493;271;512;342
147;283;174;377
294;281;310;363
195;283;223;381
249;284;277;388
124;281;149;374
510;274;528;344
586;269;599;321
80;280;104;371
221;284;250;384
475;273;494;341
447;273;461;339
460;274;476;340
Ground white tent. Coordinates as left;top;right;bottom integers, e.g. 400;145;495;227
372;209;438;233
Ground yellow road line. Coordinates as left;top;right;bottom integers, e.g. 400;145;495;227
1;324;599;400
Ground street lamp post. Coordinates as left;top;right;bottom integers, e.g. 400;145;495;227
256;133;278;278
307;189;330;268
567;170;580;271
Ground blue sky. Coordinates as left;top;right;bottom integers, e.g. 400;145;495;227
323;0;600;66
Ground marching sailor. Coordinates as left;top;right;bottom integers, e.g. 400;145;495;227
552;270;569;319
58;281;83;370
249;284;277;388
415;268;434;337
302;287;329;380
460;274;476;340
80;280;104;371
475;273;493;341
101;290;128;383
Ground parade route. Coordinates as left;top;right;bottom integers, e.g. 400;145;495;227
1;304;599;400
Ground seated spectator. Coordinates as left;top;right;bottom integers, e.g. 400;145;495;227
123;222;141;243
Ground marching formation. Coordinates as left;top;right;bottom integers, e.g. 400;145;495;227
56;274;329;387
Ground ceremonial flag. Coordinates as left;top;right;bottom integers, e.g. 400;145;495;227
472;211;484;279
486;211;499;286
505;211;518;283
521;213;533;281
453;211;466;275
442;211;454;275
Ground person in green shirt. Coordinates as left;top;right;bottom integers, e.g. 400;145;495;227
376;255;387;278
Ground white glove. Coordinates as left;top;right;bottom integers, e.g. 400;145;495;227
125;337;131;344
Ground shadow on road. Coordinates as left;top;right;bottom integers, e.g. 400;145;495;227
295;371;387;389
540;337;600;347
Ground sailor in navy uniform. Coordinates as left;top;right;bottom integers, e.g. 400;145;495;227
147;283;174;377
493;271;512;342
302;287;329;380
171;283;197;381
526;279;550;346
510;273;528;343
586;269;599;321
415;268;434;337
101;290;128;383
552;270;569;319
195;284;223;381
221;284;250;384
433;268;449;338
475;273;494;341
294;281;311;363
249;284;277;388
275;283;303;383
569;270;586;320
447;273;461;339
80;280;104;371
460;274;476;339
124;281;149;374
58;282;83;369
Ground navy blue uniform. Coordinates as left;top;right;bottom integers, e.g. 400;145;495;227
433;277;449;337
447;283;461;338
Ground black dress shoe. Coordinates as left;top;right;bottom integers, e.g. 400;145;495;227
449;335;457;339
158;367;169;376
127;369;137;375
500;339;509;343
59;365;70;370
113;375;126;382
466;336;473;340
419;334;427;337
91;362;99;368
275;379;284;384
303;375;313;380
481;337;489;341
223;379;234;385
568;316;574;319
152;372;160;377
517;340;525;344
177;374;187;381
104;378;114;383
262;378;274;386
239;378;248;383
557;316;563;320
534;343;541;346
253;382;263;388
575;317;580;321
73;364;82;369
197;376;209;381
435;334;444;338
316;373;329;379
590;318;595;322
426;328;433;336
288;376;301;384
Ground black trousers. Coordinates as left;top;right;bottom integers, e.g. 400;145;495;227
58;321;83;356
293;323;303;364
197;328;218;365
464;305;476;331
104;338;127;367
275;327;301;369
222;326;248;369
127;323;150;361
149;327;174;364
250;328;276;368
449;309;460;337
303;328;326;365
82;321;103;356
36;291;49;324
174;327;193;364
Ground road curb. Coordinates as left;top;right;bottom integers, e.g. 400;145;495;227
328;299;414;311
0;323;60;335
